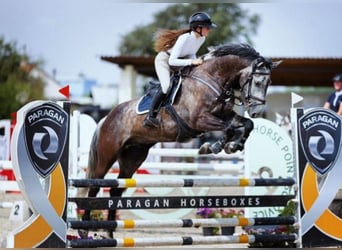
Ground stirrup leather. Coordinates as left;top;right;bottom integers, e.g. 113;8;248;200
143;115;160;128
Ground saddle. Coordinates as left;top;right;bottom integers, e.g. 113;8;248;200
136;74;181;114
136;74;200;142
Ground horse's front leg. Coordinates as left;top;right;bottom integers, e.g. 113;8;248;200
196;113;226;155
223;116;254;154
199;114;254;155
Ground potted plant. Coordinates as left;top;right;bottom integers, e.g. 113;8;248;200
196;208;244;235
218;208;244;235
196;208;221;235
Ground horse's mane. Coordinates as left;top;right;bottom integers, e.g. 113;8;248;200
205;43;261;61
183;43;264;80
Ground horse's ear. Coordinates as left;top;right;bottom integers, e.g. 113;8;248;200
271;60;282;69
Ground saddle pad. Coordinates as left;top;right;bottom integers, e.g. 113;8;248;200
136;77;182;115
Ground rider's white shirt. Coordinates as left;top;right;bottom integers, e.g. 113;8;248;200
168;31;205;67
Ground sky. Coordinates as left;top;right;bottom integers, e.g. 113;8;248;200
0;0;341;85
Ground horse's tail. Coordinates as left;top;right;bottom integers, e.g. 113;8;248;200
87;119;104;179
77;118;105;198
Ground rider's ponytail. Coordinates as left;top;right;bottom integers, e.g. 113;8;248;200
153;28;191;53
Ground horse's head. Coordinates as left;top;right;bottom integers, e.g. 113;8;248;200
238;57;281;118
194;43;281;118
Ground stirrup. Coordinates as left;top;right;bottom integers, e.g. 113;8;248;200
143;115;160;128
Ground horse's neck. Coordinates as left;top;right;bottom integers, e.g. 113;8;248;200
186;62;241;93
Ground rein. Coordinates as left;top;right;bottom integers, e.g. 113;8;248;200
187;75;221;96
187;73;239;106
187;57;271;107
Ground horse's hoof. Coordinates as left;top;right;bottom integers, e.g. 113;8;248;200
224;142;243;154
198;142;212;154
78;229;89;239
224;142;236;154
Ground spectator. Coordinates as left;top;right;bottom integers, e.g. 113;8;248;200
323;73;342;115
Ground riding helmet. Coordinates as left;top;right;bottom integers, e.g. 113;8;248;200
189;12;217;29
333;73;342;82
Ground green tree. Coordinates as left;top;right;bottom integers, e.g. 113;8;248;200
119;3;260;56
0;37;44;119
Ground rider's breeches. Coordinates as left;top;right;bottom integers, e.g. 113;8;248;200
155;51;171;94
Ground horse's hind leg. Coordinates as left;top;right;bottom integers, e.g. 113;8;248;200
80;127;118;238
107;144;153;238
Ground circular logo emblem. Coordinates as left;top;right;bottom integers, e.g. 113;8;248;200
299;109;341;175
24;103;68;177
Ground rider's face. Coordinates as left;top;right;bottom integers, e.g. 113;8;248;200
201;27;211;37
195;27;211;37
334;81;342;91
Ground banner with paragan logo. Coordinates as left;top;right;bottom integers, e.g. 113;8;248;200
8;101;70;248
294;107;342;247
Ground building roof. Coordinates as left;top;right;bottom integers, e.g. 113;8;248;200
101;56;342;87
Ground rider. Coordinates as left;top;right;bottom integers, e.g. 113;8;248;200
143;11;217;128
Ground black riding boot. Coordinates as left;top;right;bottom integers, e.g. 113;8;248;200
143;90;166;128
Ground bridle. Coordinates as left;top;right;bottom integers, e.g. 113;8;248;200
240;58;272;106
